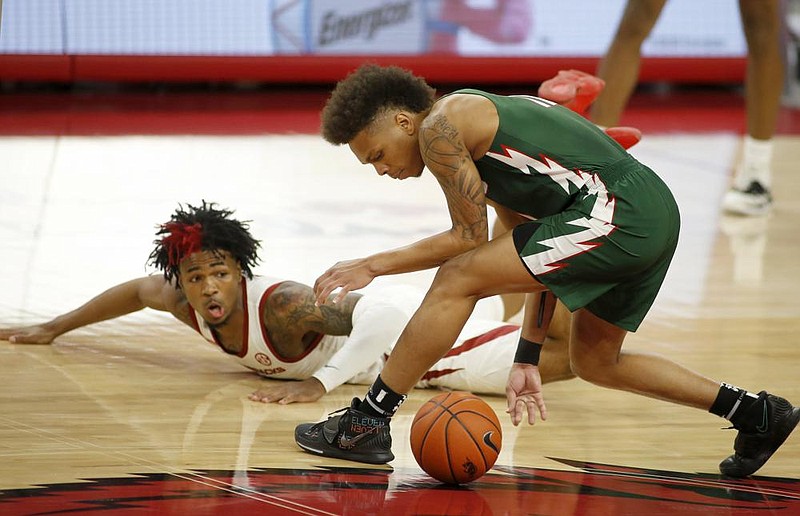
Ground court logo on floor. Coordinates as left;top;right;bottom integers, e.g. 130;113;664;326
1;459;798;514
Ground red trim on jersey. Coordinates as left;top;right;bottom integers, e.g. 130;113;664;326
443;324;519;358
257;282;325;363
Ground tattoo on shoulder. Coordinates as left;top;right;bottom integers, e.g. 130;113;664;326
318;297;359;335
421;114;466;177
421;113;487;241
265;282;359;338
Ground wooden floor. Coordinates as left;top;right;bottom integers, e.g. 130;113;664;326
1;88;799;514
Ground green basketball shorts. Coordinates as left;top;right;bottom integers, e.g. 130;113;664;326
512;160;680;331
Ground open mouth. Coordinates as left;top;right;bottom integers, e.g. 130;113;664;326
206;301;225;320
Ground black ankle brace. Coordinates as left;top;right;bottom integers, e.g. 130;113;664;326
358;375;406;418
710;383;761;429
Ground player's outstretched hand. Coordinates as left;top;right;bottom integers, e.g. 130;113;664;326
249;377;326;404
505;363;547;426
0;324;57;345
313;258;375;306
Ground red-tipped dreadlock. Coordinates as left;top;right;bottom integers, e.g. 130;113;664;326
148;201;261;286
161;222;203;267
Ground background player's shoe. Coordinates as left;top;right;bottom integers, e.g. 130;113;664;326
538;69;604;116
719;391;800;478
538;70;641;150
295;397;394;464
603;126;642;150
722;181;773;216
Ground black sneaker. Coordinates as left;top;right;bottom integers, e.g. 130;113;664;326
719;391;800;478
294;398;394;464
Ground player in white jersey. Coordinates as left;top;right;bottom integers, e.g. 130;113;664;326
0;202;574;404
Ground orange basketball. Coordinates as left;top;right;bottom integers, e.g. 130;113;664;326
410;391;502;484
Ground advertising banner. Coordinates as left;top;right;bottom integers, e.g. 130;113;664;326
1;0;745;57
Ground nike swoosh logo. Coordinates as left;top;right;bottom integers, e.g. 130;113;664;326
756;403;769;433
483;431;499;453
339;428;375;449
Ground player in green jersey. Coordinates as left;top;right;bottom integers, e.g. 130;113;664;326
295;64;798;476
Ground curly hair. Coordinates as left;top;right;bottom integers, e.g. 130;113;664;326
321;64;436;144
148;201;260;285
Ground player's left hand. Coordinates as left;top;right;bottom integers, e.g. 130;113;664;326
248;378;326;404
505;363;547;426
314;257;375;305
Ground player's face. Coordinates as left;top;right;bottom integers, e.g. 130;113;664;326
178;250;243;327
349;111;425;180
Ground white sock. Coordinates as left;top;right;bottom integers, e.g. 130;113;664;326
734;135;773;189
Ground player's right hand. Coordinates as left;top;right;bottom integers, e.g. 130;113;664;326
313;257;375;306
0;324;57;345
505;363;547;426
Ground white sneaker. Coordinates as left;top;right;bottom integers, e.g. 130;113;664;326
722;181;773;216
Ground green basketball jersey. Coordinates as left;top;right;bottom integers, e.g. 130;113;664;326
452;88;631;219
443;89;680;331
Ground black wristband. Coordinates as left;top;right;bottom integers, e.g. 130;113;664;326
514;337;543;365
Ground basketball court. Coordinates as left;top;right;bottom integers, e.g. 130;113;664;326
0;81;798;514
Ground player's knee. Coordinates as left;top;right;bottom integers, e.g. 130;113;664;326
571;362;604;385
569;354;616;386
430;256;478;298
569;355;591;381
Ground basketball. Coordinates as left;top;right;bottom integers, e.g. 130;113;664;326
410;391;502;484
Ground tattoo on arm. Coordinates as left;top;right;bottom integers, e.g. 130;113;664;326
317;301;358;335
264;283;359;345
421;114;465;176
421;113;487;242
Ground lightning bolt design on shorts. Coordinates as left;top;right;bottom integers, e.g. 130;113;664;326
526;216;614;275
484;146;617;275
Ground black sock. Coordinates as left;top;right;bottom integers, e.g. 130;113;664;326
709;382;763;430
358;375;407;418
